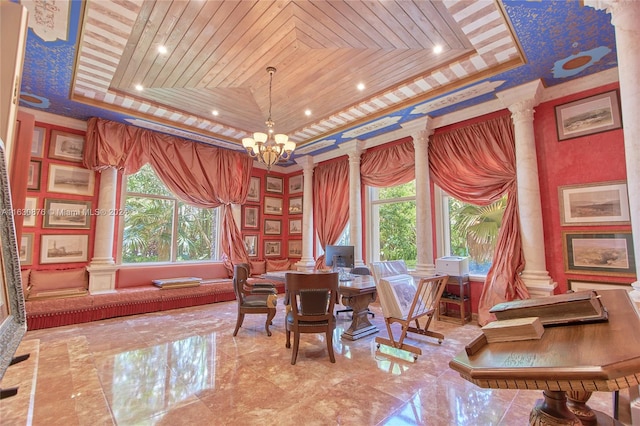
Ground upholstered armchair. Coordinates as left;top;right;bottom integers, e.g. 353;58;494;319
232;264;277;337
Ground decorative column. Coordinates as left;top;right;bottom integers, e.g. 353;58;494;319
340;140;365;267
295;155;316;271
413;119;436;277
497;80;556;297
87;167;118;294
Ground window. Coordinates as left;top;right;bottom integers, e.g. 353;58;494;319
121;164;220;263
366;181;417;268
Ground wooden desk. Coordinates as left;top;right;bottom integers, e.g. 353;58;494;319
449;289;639;425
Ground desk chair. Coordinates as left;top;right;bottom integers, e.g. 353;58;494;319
336;266;375;318
232;264;277;337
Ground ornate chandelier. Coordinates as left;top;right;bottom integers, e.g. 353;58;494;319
242;67;295;170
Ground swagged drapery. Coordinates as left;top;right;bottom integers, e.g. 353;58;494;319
83;117;253;267
361;139;415;187
313;159;350;269
429;114;529;326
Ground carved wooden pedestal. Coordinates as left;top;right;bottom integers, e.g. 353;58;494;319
340;292;378;340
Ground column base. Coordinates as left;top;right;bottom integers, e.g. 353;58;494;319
86;264;118;294
413;263;436;277
521;271;557;297
295;259;316;272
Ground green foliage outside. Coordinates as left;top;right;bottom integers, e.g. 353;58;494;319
378;181;417;268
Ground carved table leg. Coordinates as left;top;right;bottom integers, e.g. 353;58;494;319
566;390;596;426
529;390;581;426
340;292;378;340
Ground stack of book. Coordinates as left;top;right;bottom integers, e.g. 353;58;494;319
481;317;545;343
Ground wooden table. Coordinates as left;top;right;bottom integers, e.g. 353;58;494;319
449;289;640;425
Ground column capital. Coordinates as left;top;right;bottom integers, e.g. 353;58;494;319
339;139;365;156
295;155;315;171
585;0;640;29
496;79;543;110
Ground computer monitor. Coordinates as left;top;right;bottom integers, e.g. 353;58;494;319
325;245;354;269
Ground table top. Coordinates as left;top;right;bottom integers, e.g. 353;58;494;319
262;271;376;294
449;289;640;392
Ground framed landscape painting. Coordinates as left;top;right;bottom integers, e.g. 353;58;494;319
563;231;636;277
559;181;630;226
49;130;84;162
264;219;281;235
264;240;281;257
288;197;302;215
48;164;95;196
288;175;302;194
242;205;259;230
266;176;283;194
40;234;89;264
289;218;302;235
288;240;302;258
263;196;283;215
555;90;622;141
246;176;260;203
43;198;91;229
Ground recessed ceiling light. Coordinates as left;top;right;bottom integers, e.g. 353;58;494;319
135;84;143;91
433;45;443;54
212;110;219;116
357;83;365;91
305;109;311;116
157;45;168;55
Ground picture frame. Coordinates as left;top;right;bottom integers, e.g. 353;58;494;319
263;196;283;216
246;176;260;203
243;234;259;258
264;219;281;235
555;90;622;141
19;233;34;265
289;196;303;215
288;174;303;194
242;205;259;230
23;197;37;227
40;234;89;264
265;175;283;194
47;164;95;196
31;126;45;157
558;181;630;226
264;240;281;257
568;279;632;293
27;160;41;191
563;231;636;277
43;198;92;229
288;239;302;258
49;130;85;162
289;218;302;235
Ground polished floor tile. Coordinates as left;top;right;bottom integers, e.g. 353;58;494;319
0;297;626;425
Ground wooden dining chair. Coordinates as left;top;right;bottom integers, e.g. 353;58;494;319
232;264;277;337
285;272;339;365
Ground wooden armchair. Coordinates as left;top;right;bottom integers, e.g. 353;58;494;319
232;264;277;337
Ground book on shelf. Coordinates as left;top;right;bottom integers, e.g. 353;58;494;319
489;290;608;326
376;274;418;319
481;317;544;343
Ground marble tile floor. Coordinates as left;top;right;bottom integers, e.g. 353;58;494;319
0;297;629;426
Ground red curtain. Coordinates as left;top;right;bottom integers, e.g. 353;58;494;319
84;117;253;265
313;160;350;269
429;114;529;325
361;140;415;187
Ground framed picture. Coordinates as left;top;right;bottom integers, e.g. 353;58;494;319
288;239;302;258
49;130;85;162
31;126;45;157
27;160;41;191
559;181;630;226
266;176;283;194
264;240;281;257
40;234;89;264
563;231;636;277
568;279;632;293
247;176;260;203
264;219;281;235
243;234;258;257
242;205;259;229
264;196;283;215
47;164;95;196
20;233;34;265
289;218;302;235
288;174;303;194
555;90;622;141
43;198;92;229
23;197;37;227
289;197;303;215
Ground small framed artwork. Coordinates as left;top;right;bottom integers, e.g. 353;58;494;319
555;90;622;141
266;175;283;194
243;234;259;257
264;196;283;215
289;197;303;215
264;219;281;235
27;160;42;191
47;164;95;196
289;218;302;235
288;174;303;194
40;234;89;264
264;240;281;257
19;233;34;265
559;181;630;226
43;198;92;229
49;130;85;162
563;231;636;277
242;205;259;229
31;126;45;157
288;240;302;258
247;176;260;203
23;197;38;227
568;279;632;293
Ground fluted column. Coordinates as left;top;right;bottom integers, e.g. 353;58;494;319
497;80;556;297
87;167;118;294
295;155;316;271
340;140;365;267
586;0;640;289
414;119;436;276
